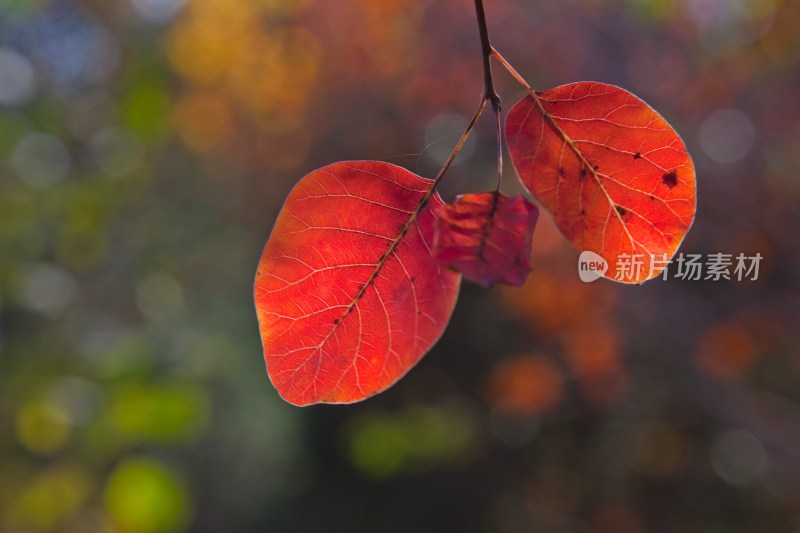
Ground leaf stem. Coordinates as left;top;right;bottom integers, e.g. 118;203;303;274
494;102;503;193
483;106;504;261
429;98;488;194
491;47;532;91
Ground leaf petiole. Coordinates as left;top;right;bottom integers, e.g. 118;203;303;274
490;47;533;92
427;98;488;195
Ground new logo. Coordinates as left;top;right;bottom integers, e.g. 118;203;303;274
578;251;608;282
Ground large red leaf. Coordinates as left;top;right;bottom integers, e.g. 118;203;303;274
505;82;696;283
254;161;460;406
433;192;539;288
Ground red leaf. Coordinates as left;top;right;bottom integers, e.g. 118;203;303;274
505;82;696;283
254;161;460;406
433;192;539;288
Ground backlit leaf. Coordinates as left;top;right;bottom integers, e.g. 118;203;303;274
506;82;696;283
433;192;539;288
254;161;460;406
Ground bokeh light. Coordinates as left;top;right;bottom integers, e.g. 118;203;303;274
130;0;187;23
15;263;79;316
11;133;71;188
104;457;191;533
0;47;36;106
424;113;478;165
710;430;769;486
698;108;757;164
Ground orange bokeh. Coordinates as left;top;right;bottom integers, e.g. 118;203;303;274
487;354;564;415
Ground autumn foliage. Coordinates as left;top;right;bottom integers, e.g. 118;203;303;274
254;162;459;405
433;192;539;288
254;4;697;405
506;82;696;283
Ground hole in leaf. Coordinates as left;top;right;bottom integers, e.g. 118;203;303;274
662;171;678;189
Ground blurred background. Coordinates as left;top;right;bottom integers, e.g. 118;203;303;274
1;0;799;531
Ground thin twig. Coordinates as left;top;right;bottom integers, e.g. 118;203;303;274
474;0;501;112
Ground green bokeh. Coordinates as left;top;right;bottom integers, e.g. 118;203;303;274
104;457;190;533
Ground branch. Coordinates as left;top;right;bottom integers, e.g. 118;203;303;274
473;0;501;112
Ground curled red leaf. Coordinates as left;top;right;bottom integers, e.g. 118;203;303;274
433;192;539;288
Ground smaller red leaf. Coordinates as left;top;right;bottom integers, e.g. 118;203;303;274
433;192;539;288
505;82;697;284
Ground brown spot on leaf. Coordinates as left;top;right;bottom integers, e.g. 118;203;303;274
332;318;340;325
616;205;627;217
662;171;678;189
633;152;641;159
